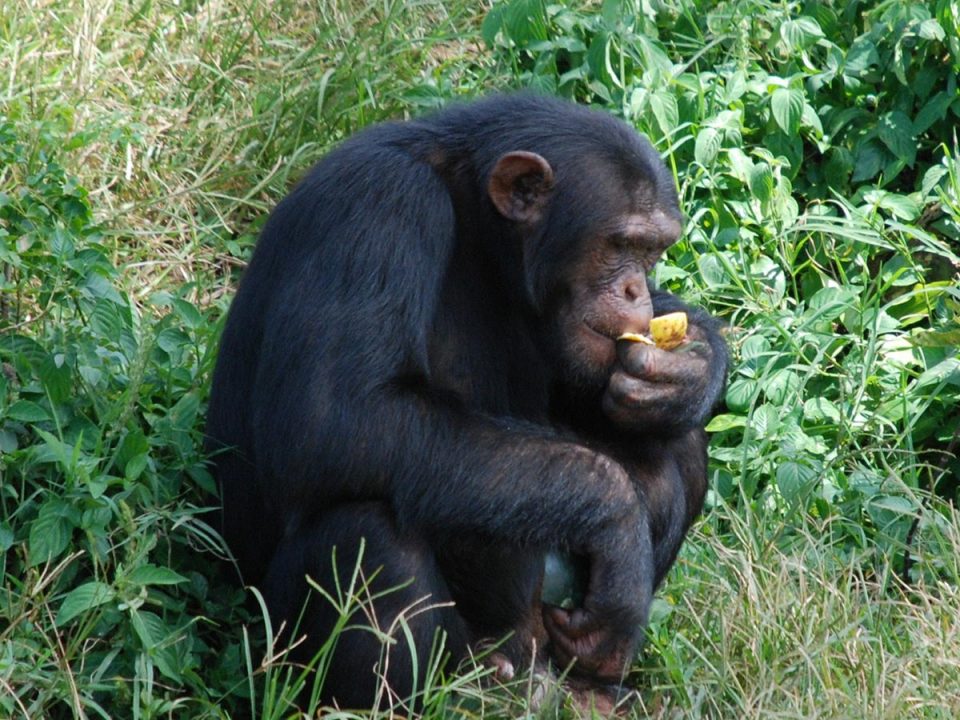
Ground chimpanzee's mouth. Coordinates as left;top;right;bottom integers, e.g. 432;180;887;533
583;322;615;342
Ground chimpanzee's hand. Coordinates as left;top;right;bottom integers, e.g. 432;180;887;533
542;605;640;682
542;514;651;683
602;321;720;432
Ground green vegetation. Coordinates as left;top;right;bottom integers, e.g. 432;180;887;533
1;0;958;717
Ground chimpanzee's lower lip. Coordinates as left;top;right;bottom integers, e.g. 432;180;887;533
583;323;614;341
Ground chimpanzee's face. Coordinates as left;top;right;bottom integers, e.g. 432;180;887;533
487;148;681;389
546;204;681;388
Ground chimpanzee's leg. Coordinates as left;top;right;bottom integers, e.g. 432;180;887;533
435;540;548;672
262;502;469;708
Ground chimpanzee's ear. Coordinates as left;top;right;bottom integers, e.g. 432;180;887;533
488;151;555;224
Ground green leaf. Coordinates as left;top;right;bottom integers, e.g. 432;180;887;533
804;397;842;423
808;286;858;321
5;399;50;422
124;453;148;482
914;92;956;134
751;404;781;439
601;0;622;29
705;414;747;432
876;192;921;221
694;127;721;166
28;507;72;566
0;522;13;551
749;256;786;307
853;141;885;182
115;429;148;474
480;4;505;46
748;162;774;203
915;358;960;389
844;38;878;77
918;18;945;41
649;91;679;136
130;609;187;682
764;369;800;405
171;298;203;330
868;494;918;516
877;111;916;167
503;0;548;45
726;378;757;413
910;328;960;348
776;461;818;504
587;31;615;89
780;17;824;50
770;88;804;135
56;581;115;626
127;564;188;587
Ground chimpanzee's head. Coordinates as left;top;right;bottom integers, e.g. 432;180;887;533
486;118;681;390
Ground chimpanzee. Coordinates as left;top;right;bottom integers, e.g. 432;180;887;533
206;93;727;708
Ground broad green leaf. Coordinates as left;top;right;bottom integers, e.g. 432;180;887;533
807;286;858;320
804;397;842;423
705;414;747;432
877;111;916;166
0;522;13;551
39;354;72;404
726;378;757;413
801;102;823;137
748;162;774;202
601;0;622;29
741;334;772;362
723;70;747;104
172;298;203;329
844;38;878;77
115;428;148;474
480;4;505;46
764;369;800;405
0;429;16;452
587;32;616;89
915;92;956;134
649;91;679;136
910;328;960;348
749;255;786;307
124;453;148;482
776;461;818;503
5;400;50;422
876;192;921;221
868;494;919;516
130;610;186;682
750;404;781;439
503;0;548;45
780;17;824;50
28;507;72;566
56;581;115;626
127;565;188;587
770;88;804;135
853;141;885;182
918;18;945;40
915;358;960;389
695;252;729;288
694;127;721;166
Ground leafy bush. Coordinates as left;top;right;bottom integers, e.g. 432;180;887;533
0;117;246;718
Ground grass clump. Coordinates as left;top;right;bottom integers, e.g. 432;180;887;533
1;0;959;718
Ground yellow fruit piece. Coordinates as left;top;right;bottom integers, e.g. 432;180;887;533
616;332;655;345
649;312;688;350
